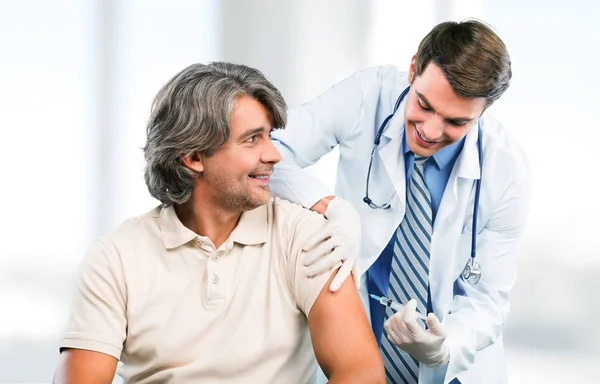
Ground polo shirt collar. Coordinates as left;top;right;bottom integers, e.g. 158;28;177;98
159;204;268;250
230;204;268;245
160;205;199;250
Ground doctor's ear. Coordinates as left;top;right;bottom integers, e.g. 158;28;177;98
408;55;417;84
181;152;204;173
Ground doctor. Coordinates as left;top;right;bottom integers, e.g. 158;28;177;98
269;20;531;384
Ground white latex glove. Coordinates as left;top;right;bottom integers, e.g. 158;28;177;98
384;299;450;367
302;197;361;292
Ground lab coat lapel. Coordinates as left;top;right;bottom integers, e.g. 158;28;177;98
434;125;481;229
430;125;481;313
377;116;407;216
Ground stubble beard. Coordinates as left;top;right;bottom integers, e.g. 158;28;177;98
213;178;270;212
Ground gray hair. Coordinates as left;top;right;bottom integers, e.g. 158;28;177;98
143;62;287;206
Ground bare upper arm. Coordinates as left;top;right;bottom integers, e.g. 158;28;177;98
53;349;118;384
308;273;385;384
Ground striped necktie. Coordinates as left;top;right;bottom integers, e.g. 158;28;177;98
381;156;432;384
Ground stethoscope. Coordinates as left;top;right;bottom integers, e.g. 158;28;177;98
363;86;483;285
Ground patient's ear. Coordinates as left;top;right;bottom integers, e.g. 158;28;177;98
181;152;203;173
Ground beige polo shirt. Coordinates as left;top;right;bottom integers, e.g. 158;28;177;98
61;197;339;383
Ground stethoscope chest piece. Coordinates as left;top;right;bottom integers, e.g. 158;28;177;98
462;257;482;285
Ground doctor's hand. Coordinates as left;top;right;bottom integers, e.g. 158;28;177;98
303;197;361;292
384;299;450;367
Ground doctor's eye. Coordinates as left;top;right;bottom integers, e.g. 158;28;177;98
448;120;469;127
417;101;432;112
245;135;258;143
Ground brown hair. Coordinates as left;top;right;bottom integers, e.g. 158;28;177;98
414;19;511;106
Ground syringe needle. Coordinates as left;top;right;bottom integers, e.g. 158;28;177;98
369;294;428;321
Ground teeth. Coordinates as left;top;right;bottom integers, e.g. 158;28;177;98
250;175;268;179
418;132;435;143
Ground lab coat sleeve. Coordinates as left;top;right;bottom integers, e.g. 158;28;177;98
443;163;532;383
270;67;382;208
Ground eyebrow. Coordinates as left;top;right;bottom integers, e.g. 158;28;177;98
236;127;269;142
415;91;475;124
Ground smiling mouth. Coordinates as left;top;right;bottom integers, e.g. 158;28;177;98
248;169;273;180
416;130;438;144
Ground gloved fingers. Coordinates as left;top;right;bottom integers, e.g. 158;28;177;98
401;298;417;320
385;322;402;345
329;258;354;292
305;248;344;277
302;227;335;252
426;313;447;338
303;237;342;266
388;300;410;327
402;299;424;337
385;311;411;345
384;315;399;338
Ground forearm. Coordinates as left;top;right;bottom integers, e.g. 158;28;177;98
441;250;515;380
443;173;530;377
445;289;506;351
270;69;379;209
269;146;333;208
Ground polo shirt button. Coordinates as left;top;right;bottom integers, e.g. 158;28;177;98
212;256;219;263
212;276;219;284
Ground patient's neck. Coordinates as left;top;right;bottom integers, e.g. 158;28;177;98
174;192;241;249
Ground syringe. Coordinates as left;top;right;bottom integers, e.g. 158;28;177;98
369;294;428;321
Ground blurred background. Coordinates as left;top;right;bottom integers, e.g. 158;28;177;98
0;0;598;382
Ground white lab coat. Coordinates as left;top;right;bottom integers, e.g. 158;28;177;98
270;65;531;384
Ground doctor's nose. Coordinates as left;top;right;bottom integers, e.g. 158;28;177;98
422;117;444;141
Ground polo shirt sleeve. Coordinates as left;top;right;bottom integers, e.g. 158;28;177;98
60;239;127;360
281;201;343;316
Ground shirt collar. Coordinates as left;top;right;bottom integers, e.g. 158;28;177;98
402;130;465;170
160;205;199;250
159;204;268;250
230;204;268;245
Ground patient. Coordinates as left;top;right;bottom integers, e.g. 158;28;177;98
52;62;385;384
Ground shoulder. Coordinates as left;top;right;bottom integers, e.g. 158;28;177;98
90;206;163;260
480;113;531;182
271;197;326;225
353;64;406;80
268;197;328;241
376;64;409;82
351;65;409;91
363;65;410;112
